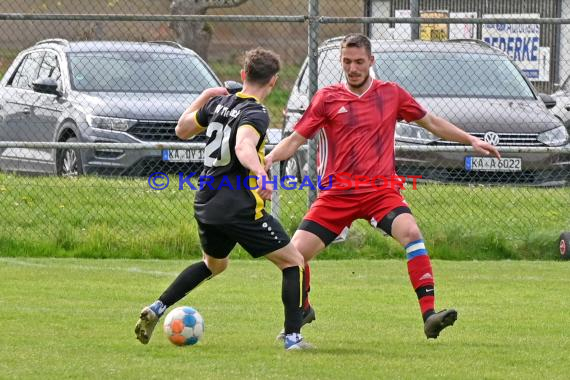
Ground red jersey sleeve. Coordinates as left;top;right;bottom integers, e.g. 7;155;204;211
396;85;427;122
293;90;326;139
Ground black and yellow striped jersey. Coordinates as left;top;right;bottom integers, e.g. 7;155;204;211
193;92;268;223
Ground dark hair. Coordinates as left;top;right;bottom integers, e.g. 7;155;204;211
243;48;281;85
340;33;372;55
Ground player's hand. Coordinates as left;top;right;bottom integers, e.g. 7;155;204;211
472;139;501;159
264;155;274;172
256;173;273;201
204;87;229;98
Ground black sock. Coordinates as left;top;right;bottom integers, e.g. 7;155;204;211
159;261;212;307
282;266;304;335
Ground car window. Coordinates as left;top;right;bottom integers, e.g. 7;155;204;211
374;51;535;99
9;51;45;90
37;52;62;88
319;49;344;88
8;56;28;87
562;76;570;92
298;64;308;94
298;48;341;94
68;51;219;93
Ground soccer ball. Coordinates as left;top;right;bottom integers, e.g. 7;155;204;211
163;306;204;346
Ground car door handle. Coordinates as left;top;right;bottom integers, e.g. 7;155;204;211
22;107;31;115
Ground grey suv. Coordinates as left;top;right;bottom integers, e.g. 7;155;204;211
283;38;569;185
0;39;221;176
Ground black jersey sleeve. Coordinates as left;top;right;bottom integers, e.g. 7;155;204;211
238;105;270;137
195;96;223;128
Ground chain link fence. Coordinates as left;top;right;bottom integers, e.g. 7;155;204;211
0;0;568;259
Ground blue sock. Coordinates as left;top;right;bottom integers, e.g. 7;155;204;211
149;300;167;318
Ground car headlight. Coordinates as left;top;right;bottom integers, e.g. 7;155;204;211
537;125;569;146
395;122;439;144
86;115;137;132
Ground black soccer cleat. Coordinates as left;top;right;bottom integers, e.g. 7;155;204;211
302;305;316;325
276;305;316;341
424;309;458;339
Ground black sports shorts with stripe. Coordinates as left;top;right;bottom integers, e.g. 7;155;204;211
196;212;290;259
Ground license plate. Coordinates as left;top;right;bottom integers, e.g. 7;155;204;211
162;149;204;163
465;156;522;172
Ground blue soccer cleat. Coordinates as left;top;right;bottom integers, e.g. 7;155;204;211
276;305;316;341
284;333;314;350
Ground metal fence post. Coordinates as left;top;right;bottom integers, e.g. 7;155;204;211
270;161;280;221
307;0;319;207
411;0;420;40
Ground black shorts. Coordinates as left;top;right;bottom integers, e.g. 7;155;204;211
195;214;291;259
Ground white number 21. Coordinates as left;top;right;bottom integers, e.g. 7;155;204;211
204;122;232;167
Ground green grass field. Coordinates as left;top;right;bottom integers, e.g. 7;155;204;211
1;258;569;379
0;173;568;260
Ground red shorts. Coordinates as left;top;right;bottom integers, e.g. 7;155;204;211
303;188;409;235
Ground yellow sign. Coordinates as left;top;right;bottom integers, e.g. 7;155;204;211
420;11;449;41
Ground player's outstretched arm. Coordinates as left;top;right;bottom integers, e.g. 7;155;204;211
265;131;307;170
235;126;272;200
175;87;228;140
415;112;501;159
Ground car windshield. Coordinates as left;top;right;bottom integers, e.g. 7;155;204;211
68;51;219;93
374;51;535;99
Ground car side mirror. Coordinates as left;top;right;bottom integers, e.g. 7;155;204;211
553;83;561;92
539;93;557;109
224;80;242;94
33;77;61;96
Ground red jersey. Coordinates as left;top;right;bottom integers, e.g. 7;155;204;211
294;80;426;193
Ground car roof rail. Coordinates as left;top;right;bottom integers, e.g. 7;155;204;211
35;38;69;47
321;36;346;46
147;40;185;50
448;38;491;47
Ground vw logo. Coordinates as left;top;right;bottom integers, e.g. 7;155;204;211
483;131;500;146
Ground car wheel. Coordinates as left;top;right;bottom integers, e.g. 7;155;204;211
560;232;570;260
56;137;84;176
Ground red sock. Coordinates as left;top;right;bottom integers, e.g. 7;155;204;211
303;264;311;310
406;240;435;319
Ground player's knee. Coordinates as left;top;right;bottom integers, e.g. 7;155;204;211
203;256;228;276
278;247;305;268
401;226;422;245
287;249;305;267
291;230;323;262
291;234;304;254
